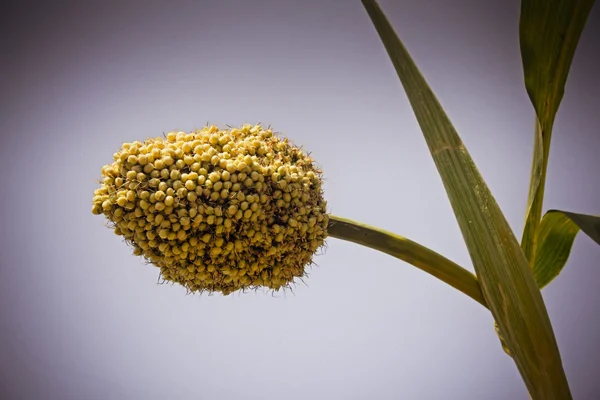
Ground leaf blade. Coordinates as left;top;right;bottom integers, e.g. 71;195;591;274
361;1;571;397
534;210;600;288
519;0;596;264
559;210;600;245
520;0;595;125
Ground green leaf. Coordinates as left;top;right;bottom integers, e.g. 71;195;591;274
520;0;595;125
499;210;600;358
327;215;488;308
520;0;595;264
534;210;600;288
361;1;571;398
560;210;600;245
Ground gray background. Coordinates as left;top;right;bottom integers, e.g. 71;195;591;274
1;0;599;399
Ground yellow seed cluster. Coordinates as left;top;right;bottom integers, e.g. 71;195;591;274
92;124;328;295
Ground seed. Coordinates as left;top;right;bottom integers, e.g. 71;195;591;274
237;161;247;171
155;191;166;201
185;180;196;191
209;171;220;182
173;180;183;190
166;132;177;142
139;154;149;165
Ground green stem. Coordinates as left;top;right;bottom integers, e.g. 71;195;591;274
521;120;553;264
327;215;488;308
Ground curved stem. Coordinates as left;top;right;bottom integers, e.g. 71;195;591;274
327;215;488;309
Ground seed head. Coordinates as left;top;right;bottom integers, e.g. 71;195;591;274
92;124;328;295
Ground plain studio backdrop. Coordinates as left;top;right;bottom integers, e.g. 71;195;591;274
1;1;599;399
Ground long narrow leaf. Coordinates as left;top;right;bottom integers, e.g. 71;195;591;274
520;0;595;263
534;210;600;288
520;0;595;123
361;1;571;398
560;210;600;245
498;209;600;356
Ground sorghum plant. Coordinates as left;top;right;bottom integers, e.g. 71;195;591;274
92;1;598;398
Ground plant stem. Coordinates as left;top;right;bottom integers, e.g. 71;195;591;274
327;215;488;308
521;120;553;264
